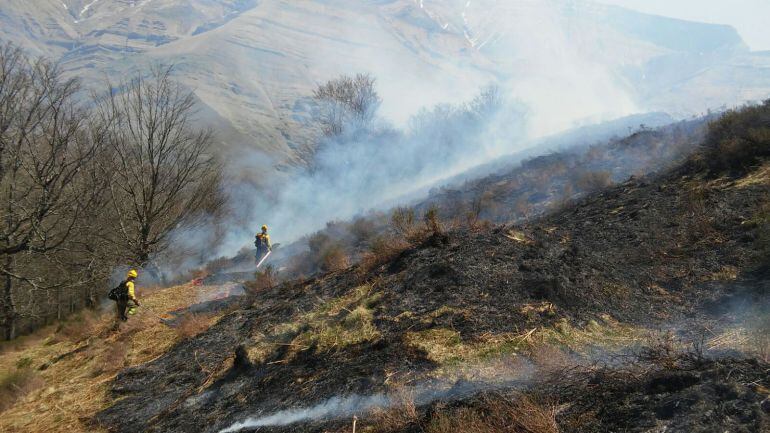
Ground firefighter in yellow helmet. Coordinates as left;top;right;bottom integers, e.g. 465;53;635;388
111;269;140;323
255;225;272;264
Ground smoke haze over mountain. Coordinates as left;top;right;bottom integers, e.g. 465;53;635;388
3;0;769;262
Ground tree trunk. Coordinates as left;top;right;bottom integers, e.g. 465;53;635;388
2;255;16;340
57;286;63;321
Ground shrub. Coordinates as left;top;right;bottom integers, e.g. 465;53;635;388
245;265;277;294
360;235;411;273
319;243;350;272
700;100;770;175
308;232;332;255
753;197;770;274
513;195;533;219
175;313;212;341
350;217;377;245
205;256;232;275
424;205;443;235
91;343;128;376
54;311;100;343
391;207;416;237
574;170;613;192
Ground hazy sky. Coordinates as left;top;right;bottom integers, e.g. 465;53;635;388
598;0;770;51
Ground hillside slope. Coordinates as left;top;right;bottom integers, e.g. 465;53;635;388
92;114;770;432
2;0;770;167
0;282;245;433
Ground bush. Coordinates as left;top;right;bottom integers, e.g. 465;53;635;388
319;244;350;272
574;170;613;192
753;197;770;274
350;217;377;245
391;207;416;237
54;311;100;343
245;265;277;294
424;205;443;235
175;313;212;341
701;100;770;174
360;235;411;273
205;256;232;275
91;343;128;377
307;232;349;272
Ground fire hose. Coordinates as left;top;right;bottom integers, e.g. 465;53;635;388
256;250;271;269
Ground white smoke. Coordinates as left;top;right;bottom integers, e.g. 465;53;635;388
203;0;647;258
218;359;537;433
165;0;741;268
219;393;389;432
208;88;529;259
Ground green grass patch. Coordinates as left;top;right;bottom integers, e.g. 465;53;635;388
245;285;383;361
405;314;648;375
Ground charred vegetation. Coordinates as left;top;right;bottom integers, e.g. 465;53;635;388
93;103;770;433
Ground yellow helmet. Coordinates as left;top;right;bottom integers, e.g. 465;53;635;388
127;269;138;279
261;225;268;231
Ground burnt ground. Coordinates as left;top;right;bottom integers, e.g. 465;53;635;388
402;353;769;433
94;154;769;433
551;354;770;432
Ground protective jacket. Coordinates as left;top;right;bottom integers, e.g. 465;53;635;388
255;232;271;250
126;280;136;301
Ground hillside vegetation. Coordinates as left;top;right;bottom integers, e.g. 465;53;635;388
0;103;767;433
78;103;770;433
263;115;708;279
0;282;243;432
0;45;224;339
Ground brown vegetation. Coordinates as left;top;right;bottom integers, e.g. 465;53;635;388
0;43;225;339
313;73;381;137
93;64;225;269
425;395;558;433
0;281;228;432
699;99;770;175
573;170;613;192
0;363;42;413
175;313;214;341
245;265;277;294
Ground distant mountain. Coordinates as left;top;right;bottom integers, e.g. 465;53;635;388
1;0;769;169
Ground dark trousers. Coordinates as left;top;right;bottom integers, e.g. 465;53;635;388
256;248;268;262
115;299;129;321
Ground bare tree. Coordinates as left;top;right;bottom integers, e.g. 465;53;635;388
95;66;223;270
0;44;105;339
313;73;381;137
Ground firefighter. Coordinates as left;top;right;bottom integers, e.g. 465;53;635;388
112;269;140;323
255;225;272;264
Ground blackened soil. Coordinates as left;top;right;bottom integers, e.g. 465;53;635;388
551;355;770;433
94;157;769;433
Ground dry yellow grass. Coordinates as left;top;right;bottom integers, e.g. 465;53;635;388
732;161;770;188
0;282;230;433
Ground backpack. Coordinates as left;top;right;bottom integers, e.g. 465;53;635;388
255;233;268;249
108;280;129;301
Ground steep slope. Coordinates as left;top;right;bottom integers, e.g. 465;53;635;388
2;0;770;167
92;117;770;432
0;281;246;433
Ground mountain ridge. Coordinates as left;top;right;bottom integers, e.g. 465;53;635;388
2;0;769;171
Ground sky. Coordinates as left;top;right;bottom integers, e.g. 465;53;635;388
598;0;770;51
